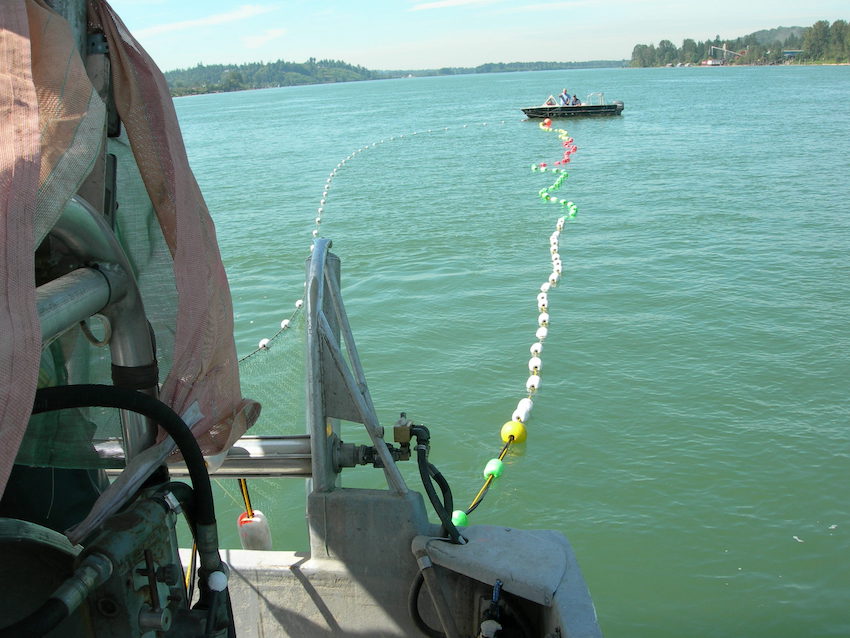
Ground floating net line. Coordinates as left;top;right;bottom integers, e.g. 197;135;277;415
222;118;582;530
454;119;579;524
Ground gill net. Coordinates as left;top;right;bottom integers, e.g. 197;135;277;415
235;308;306;439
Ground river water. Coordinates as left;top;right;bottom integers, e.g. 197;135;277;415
173;66;850;637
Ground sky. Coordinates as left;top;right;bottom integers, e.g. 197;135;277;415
107;0;847;71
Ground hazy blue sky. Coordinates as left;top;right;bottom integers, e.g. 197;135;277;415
108;0;847;71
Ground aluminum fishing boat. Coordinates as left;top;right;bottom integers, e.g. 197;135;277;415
0;1;601;636
522;93;624;118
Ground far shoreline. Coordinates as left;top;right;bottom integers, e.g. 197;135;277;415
168;62;847;98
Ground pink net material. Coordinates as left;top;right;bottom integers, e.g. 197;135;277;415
0;0;260;496
88;0;260;453
0;0;42;498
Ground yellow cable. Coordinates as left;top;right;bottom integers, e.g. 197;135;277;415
498;438;513;460
465;435;515;513
184;542;197;592
238;478;254;518
468;475;494;512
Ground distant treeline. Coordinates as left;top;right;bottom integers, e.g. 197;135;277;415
163;58;626;96
414;60;626;76
630;21;849;67
165;58;378;96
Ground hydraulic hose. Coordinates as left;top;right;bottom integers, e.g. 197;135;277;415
27;385;232;634
165;481;198;534
409;424;464;544
32;385;215;527
416;445;464;545
407;571;445;638
428;462;453;515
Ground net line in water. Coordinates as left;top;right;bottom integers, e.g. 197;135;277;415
454;118;580;524
228;118;581;527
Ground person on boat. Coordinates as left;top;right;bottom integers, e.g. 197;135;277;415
571;94;581;105
544;94;557;105
558;89;570;105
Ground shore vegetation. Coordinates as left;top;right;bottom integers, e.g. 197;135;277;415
629;21;849;67
163;59;626;96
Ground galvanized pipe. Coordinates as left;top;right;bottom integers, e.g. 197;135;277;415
45;196;158;458
36;267;118;344
166;435;312;478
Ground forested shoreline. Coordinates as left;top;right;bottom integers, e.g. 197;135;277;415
163;59;625;96
630;21;849;67
165;58;377;96
162;20;848;97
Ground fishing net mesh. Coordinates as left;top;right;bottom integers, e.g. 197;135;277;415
235;309;307;438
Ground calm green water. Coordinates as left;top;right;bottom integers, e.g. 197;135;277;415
174;67;850;637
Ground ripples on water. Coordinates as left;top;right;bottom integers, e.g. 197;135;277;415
175;66;850;637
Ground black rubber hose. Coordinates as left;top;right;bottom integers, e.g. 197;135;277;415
225;584;237;638
407;571;445;638
162;480;205;606
416;446;463;544
428;462;453;515
21;385;232;634
32;384;215;527
0;597;68;638
204;589;221;637
165;481;198;537
410;424;431;443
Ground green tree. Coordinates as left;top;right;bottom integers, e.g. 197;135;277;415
219;69;244;92
252;66;271;87
657;39;679;65
630;43;656;67
680;38;700;64
803;20;830;59
828;20;849;61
